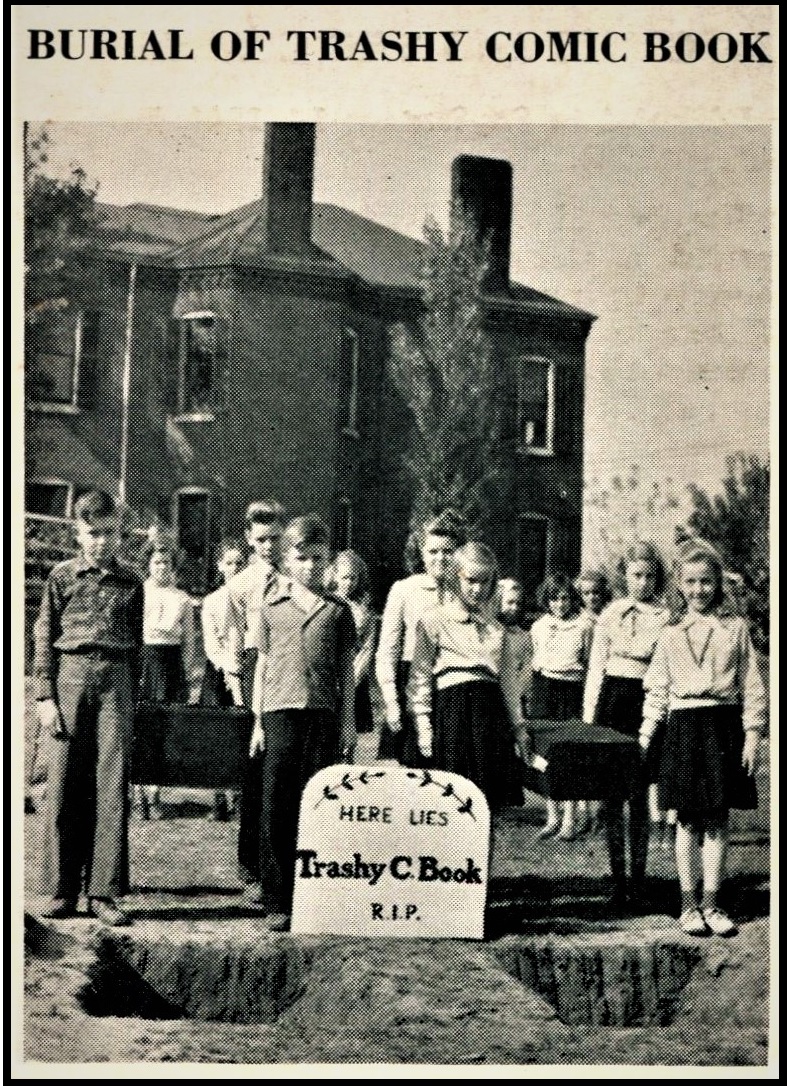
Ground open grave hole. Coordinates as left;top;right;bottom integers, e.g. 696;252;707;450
72;925;703;1029
494;934;702;1027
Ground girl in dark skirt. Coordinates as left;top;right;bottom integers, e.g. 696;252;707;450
409;543;527;811
200;538;247;819
375;509;468;766
326;550;379;734
582;542;669;908
136;542;197;819
529;573;594;838
640;543;765;937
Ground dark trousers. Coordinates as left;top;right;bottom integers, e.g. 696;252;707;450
237;649;263;882
44;652;133;900
258;709;339;912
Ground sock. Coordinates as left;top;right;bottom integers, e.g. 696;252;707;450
701;889;718;911
681;890;698;913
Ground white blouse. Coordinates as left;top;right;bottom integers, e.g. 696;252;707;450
201;585;232;673
641;613;767;738
375;573;449;719
530;612;594;682
143;579;196;671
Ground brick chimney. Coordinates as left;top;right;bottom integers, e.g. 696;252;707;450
451;155;513;293
259;122;316;255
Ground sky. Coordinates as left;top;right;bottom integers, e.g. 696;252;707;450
37;121;772;498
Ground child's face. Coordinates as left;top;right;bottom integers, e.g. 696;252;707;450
580;580;604;615
286;542;330;591
333;559;358;600
75;514;121;567
149;552;174;586
457;561;493;612
218;548;245;584
548;589;572;620
499;583;524;623
246;522;282;566
680;559;718;615
422;533;455;584
626;559;658;603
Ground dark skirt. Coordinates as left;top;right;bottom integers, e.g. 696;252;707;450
199;659;235;708
434;680;522;811
138;644;187;703
529;670;583;722
355;678;374;733
656;705;758;821
593;673;661;782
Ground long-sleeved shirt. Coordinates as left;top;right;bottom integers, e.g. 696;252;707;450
530;611;594;682
249;580;356;733
409;599;526;732
201;584;233;673
583;598;670;723
32;555;144;700
224;560;278;675
346;599;379;687
375;573;450;718
641;613;767;739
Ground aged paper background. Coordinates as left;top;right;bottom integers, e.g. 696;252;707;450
11;4;779;1077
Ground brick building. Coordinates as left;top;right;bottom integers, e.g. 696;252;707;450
25;122;595;605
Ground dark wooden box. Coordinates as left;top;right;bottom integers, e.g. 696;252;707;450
132;703;254;788
520;719;642;801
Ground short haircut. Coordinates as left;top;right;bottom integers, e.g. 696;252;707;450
449;541;500;602
216;536;246;562
404;507;469;573
245;499;286;531
73;489;117;524
281;514;330;552
575;568;612;606
537;571;583;615
616;540;668;598
326;549;371;601
496;577;527;625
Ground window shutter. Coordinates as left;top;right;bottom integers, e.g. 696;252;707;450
75;310;100;409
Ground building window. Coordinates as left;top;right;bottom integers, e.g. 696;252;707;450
174;312;222;418
333;498;353;551
26;309;99;410
173;488;210;591
517;514;551;608
25;478;74;518
517;356;555;455
340;328;359;437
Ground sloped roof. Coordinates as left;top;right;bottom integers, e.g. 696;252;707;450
90;199;594;320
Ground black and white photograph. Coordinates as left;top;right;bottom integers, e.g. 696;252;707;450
13;6;777;1076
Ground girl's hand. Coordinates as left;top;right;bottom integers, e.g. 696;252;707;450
249;721;266;758
742;732;760;775
38;699;65;740
416;716;433;759
385;708;403;734
341;727;358;763
515;726;533;762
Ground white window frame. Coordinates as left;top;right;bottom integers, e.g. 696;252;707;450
172;486;212;563
516;355;555;457
340;327;360;439
27;309;97;414
25;477;75;518
173;310;218;422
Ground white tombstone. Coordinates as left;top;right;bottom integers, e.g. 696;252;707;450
290;764;490;939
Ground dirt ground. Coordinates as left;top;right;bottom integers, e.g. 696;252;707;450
21;725;772;1068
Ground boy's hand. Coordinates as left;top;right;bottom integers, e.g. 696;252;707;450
639;731;651;752
38;699;65;740
742;732;759;775
249;720;266;758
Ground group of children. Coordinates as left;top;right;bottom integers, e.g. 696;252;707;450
32;492;766;939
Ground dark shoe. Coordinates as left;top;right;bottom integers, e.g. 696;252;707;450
39;897;78;919
89;897;131;927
